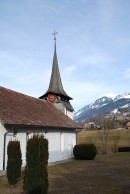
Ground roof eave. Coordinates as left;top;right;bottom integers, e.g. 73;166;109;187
3;123;82;130
39;91;73;100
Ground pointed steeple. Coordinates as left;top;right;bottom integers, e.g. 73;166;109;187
47;41;72;99
40;32;72;100
39;31;74;117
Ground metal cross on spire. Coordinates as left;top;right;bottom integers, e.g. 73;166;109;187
52;30;58;45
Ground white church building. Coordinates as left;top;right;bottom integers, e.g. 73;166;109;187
0;35;82;170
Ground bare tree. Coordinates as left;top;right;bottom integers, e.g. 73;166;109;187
112;129;120;153
98;121;109;154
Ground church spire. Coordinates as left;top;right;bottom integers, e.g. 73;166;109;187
40;31;72;100
39;31;74;118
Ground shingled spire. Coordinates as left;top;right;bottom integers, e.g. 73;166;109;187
47;43;71;99
40;32;72;100
40;32;74;117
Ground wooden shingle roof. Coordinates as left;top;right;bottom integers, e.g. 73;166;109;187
0;86;82;129
40;44;72;100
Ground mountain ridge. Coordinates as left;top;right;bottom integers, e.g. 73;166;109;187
74;93;130;122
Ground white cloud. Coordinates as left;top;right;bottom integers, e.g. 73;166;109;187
102;92;117;99
124;68;130;79
63;66;76;76
0;67;50;85
79;52;111;67
0;51;51;87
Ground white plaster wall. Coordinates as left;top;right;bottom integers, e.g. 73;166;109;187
54;103;73;120
0;123;7;170
46;131;61;163
1;128;27;170
66;109;73;120
54;103;64;114
46;130;76;163
64;132;76;158
0;127;76;170
16;132;27;167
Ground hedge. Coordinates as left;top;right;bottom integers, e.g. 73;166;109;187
73;144;97;160
118;147;130;152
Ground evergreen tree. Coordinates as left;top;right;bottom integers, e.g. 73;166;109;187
7;140;22;185
23;134;49;194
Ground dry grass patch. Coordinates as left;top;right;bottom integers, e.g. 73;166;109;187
0;153;130;194
48;153;130;194
0;172;24;194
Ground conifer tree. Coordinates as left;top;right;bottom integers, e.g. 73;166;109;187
23;134;48;194
7;140;22;185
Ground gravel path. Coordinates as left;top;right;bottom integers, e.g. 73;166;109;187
0;170;6;177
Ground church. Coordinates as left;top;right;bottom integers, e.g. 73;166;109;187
0;34;82;170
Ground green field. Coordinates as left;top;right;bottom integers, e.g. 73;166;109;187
77;129;130;153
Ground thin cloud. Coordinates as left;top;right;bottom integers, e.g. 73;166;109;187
124;68;130;79
102;92;117;98
63;66;76;76
0;51;51;85
80;52;110;67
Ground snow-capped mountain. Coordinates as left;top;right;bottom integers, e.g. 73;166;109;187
74;93;130;122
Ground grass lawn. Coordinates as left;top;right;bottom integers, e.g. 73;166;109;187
0;153;130;194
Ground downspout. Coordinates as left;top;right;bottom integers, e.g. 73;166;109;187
3;127;14;170
3;130;12;170
76;130;78;145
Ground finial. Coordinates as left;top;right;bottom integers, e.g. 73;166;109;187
52;30;58;41
52;30;58;49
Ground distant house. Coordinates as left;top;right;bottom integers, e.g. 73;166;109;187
84;122;95;130
0;37;82;170
126;122;130;129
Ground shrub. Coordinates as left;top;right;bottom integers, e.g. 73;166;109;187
7;140;22;185
118;147;130;152
23;134;49;194
73;144;97;160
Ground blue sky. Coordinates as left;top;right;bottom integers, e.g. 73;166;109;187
0;0;130;111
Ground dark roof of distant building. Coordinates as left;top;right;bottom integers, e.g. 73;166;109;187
0;86;82;129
